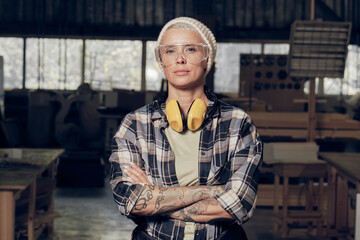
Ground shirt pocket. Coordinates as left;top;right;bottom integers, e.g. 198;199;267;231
207;152;231;185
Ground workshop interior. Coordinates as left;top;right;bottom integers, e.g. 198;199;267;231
0;0;360;239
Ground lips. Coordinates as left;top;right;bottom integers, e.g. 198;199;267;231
173;69;190;76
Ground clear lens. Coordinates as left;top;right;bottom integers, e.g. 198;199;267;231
155;44;208;66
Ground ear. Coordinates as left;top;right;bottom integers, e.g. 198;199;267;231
202;58;208;70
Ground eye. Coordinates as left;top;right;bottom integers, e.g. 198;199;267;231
165;49;175;54
185;46;198;53
162;47;176;55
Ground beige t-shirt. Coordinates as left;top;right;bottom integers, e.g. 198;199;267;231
164;127;201;240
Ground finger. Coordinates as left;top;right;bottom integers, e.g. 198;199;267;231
129;165;148;179
125;167;141;180
126;166;152;184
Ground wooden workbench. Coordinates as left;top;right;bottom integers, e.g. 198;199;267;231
271;161;327;238
0;148;64;240
319;152;360;240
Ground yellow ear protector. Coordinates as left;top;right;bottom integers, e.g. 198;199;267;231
165;98;207;132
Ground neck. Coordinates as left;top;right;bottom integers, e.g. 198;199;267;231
167;86;208;118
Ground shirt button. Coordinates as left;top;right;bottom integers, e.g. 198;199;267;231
201;152;206;156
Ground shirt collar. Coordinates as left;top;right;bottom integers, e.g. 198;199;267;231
150;88;220;126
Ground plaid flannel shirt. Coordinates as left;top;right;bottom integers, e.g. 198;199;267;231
109;91;263;240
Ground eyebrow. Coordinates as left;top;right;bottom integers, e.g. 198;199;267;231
159;43;207;47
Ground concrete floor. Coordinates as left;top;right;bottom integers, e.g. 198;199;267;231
45;181;325;240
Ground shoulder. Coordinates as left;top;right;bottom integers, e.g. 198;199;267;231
114;104;156;141
217;100;251;122
120;101;164;132
122;103;154;123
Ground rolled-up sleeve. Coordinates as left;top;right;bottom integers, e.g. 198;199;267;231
214;113;263;224
109;114;146;216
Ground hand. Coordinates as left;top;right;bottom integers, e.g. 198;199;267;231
124;164;152;185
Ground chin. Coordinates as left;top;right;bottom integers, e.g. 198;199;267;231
169;79;205;90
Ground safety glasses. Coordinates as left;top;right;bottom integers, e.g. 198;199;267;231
155;43;209;67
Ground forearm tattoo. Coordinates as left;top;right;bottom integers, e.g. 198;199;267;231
184;198;219;220
134;187;154;210
173;209;195;222
154;186;166;208
133;185;225;216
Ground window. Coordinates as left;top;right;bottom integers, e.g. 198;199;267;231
146;41;163;91
26;38;82;90
214;43;261;93
264;43;289;54
323;45;360;95
0;38;23;89
85;40;142;91
1;37;359;96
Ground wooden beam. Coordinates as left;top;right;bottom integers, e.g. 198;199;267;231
307;78;316;142
27;180;37;240
0;191;15;240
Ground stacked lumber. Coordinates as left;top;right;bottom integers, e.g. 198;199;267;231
248;112;360;140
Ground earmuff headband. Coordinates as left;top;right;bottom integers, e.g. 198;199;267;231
165;98;207;133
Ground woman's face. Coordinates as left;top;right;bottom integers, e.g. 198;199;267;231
160;28;208;90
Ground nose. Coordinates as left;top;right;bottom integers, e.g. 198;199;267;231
176;54;186;64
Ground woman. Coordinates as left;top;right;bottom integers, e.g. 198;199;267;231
109;17;263;240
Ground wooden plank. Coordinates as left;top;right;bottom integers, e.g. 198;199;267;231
282;176;289;238
263;142;319;164
263;0;273;27
0;149;63;189
0;149;64;190
114;0;122;24
272;163;327;178
253;0;264;27
95;0;104;24
15;211;60;231
308;78;316;142
15;178;55;206
175;0;183;19
0;191;15;240
273;175;280;232
144;0;154;26
257;184;328;208
356;192;360;240
104;0;114;25
328;166;337;229
47;162;56;236
27;180;36;240
336;175;348;229
85;0;95;24
251;119;360;130
244;0;252;27
287;211;322;218
0;149;63;240
249;112;351;121
276;0;285;28
76;0;84;24
257;128;360;140
319;152;360;183
135;0;145;26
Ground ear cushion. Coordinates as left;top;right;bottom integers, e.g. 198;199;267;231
187;99;207;131
165;99;184;132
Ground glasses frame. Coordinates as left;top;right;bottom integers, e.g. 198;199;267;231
155;43;209;67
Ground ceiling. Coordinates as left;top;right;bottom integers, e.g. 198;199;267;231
0;0;359;44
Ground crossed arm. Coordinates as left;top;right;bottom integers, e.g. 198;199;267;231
126;164;234;223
